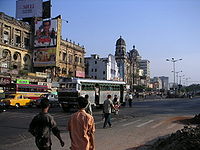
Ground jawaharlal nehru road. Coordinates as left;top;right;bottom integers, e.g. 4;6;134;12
0;96;199;150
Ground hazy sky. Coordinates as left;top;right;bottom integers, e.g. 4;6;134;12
0;0;200;84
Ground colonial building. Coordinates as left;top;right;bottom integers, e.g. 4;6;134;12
59;39;85;78
0;12;32;76
115;36;128;82
0;12;85;81
85;54;119;80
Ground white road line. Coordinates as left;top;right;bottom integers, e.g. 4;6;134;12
167;123;177;129
136;120;154;128
122;119;141;127
151;120;166;129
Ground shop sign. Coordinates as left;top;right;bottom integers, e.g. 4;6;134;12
16;79;30;84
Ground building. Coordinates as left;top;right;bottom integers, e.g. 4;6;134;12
139;59;150;78
159;76;169;91
85;54;119;80
115;36;128;82
0;12;32;76
59;39;85;78
0;12;85;81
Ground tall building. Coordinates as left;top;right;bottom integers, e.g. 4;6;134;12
85;54;119;80
159;76;169;90
115;36;128;82
139;59;150;77
0;12;32;76
127;45;141;89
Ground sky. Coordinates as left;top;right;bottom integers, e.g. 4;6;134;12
0;0;200;85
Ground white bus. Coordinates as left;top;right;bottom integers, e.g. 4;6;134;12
58;77;127;112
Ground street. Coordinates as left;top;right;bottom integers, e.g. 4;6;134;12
0;97;199;150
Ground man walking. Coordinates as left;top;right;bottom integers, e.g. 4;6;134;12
85;94;93;115
29;98;64;150
103;95;115;128
68;96;95;150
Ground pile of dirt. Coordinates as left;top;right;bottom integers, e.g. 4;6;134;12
149;126;200;150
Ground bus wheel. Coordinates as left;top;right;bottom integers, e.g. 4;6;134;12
15;103;20;108
29;102;34;108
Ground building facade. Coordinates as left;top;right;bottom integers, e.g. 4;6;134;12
0;12;32;76
85;54;119;80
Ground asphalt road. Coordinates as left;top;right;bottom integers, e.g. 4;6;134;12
0;97;199;150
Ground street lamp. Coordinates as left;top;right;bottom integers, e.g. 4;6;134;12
166;58;182;88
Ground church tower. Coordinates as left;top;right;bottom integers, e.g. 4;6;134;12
115;36;127;82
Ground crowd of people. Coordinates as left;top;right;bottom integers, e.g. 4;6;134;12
28;93;135;150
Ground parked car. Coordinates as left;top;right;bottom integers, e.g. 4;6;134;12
36;94;60;108
1;94;34;108
0;101;6;112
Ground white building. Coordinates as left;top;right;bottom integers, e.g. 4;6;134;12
139;59;150;78
85;54;119;80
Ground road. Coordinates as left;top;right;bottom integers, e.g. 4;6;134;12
0;97;199;150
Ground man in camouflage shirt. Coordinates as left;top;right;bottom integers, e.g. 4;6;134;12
29;98;64;150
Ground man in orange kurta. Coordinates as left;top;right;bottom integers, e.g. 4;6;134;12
68;96;95;150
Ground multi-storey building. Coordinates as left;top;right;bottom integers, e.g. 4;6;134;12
0;12;85;81
59;39;85;78
85;54;119;80
0;12;32;76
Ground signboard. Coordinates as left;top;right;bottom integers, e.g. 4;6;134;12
16;0;43;19
76;71;85;78
0;77;11;85
16;79;30;84
36;72;48;78
33;48;56;67
34;19;57;47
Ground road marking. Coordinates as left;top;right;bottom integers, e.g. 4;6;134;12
136;120;154;128
119;119;127;122
167;123;177;129
122;119;141;127
151;120;166;129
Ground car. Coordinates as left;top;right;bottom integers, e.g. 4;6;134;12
35;93;60;108
1;94;34;108
0;101;6;112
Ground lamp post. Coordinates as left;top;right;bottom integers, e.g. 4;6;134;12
166;58;182;88
176;71;182;84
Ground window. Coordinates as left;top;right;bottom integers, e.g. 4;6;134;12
3;31;9;44
92;69;93;72
15;35;21;45
24;37;30;49
63;53;67;61
95;61;97;64
103;71;105;74
95;69;97;72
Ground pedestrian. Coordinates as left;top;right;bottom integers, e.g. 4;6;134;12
103;95;116;128
29;98;64;150
85;94;93;115
128;92;133;107
68;96;95;150
113;95;120;115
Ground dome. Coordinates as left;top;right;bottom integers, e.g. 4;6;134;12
116;36;126;46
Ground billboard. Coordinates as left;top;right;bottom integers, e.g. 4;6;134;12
16;0;43;19
33;48;56;67
34;19;57;47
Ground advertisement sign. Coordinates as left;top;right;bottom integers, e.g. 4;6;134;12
16;79;30;84
33;48;56;67
34;19;57;47
16;0;43;19
36;72;48;78
76;71;85;78
0;77;11;85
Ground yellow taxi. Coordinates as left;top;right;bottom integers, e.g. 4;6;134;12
1;94;33;108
